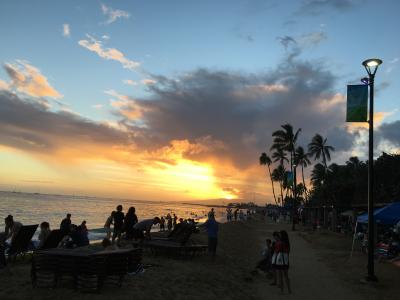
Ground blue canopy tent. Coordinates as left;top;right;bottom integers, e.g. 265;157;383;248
351;202;400;257
357;202;400;226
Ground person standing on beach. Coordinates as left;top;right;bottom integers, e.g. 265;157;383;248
234;209;238;221
60;213;71;235
270;231;280;286
160;216;165;231
203;214;219;258
112;205;124;245
173;214;178;229
166;213;172;231
4;215;23;247
104;211;115;239
124;207;138;239
275;230;291;294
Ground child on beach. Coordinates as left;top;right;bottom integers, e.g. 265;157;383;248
253;239;272;275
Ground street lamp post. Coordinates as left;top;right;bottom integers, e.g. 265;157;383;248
362;58;382;282
292;164;297;231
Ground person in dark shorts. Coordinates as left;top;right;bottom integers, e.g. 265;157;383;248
203;214;219;258
112;205;124;245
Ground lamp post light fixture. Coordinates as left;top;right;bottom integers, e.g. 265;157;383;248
362;58;382;282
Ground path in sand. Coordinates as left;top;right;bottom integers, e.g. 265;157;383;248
252;222;364;300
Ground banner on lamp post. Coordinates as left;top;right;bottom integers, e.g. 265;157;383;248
346;84;368;122
286;171;293;187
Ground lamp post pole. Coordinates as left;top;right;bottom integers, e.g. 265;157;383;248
292;164;297;231
362;58;382;282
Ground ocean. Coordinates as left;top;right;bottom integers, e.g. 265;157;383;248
0;191;226;241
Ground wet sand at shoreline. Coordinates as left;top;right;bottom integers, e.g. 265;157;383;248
1;217;399;300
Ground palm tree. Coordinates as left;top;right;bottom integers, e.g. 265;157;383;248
259;152;278;205
295;146;311;197
272;165;286;206
271;123;302;171
272;147;289;167
310;163;326;186
308;134;335;170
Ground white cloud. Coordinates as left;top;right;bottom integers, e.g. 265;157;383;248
78;35;140;70
102;35;110;40
101;3;130;24
123;79;137;86
63;24;70;37
3;60;62;99
141;79;156;85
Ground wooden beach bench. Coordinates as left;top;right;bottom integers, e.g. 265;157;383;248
31;247;142;291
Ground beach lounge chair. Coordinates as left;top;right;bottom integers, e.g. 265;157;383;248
141;224;207;257
7;224;38;261
38;229;65;250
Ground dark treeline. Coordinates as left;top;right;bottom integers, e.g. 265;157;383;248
309;152;400;208
260;123;400;210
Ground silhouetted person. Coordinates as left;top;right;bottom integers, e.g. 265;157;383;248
112;205;124;245
133;217;161;240
38;222;51;249
203;214;219;258
124;207;138;239
60;213;71;235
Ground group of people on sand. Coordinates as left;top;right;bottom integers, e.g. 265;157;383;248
226;207;252;222
58;214;89;248
253;230;291;294
103;205;161;246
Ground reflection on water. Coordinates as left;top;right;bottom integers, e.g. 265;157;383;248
0;191;225;239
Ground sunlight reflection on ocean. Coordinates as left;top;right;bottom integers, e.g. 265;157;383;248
0;191;226;240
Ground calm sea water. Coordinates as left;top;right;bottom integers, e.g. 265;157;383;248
0;191;226;240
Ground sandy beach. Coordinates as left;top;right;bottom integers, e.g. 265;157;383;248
1;217;399;300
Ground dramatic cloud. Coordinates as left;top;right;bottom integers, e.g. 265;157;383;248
0;91;128;157
78;35;140;70
62;24;70;37
3;61;62;99
101;3;130;24
378;121;400;147
111;60;358;170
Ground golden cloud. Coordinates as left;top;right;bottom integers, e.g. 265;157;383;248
4;61;62;98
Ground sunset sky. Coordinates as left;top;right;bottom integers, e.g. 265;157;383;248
0;0;399;203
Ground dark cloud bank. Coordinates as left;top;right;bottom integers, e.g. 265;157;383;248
1;56;398;169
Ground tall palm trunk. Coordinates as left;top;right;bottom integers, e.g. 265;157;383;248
267;165;278;206
279;181;284;207
301;165;307;199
